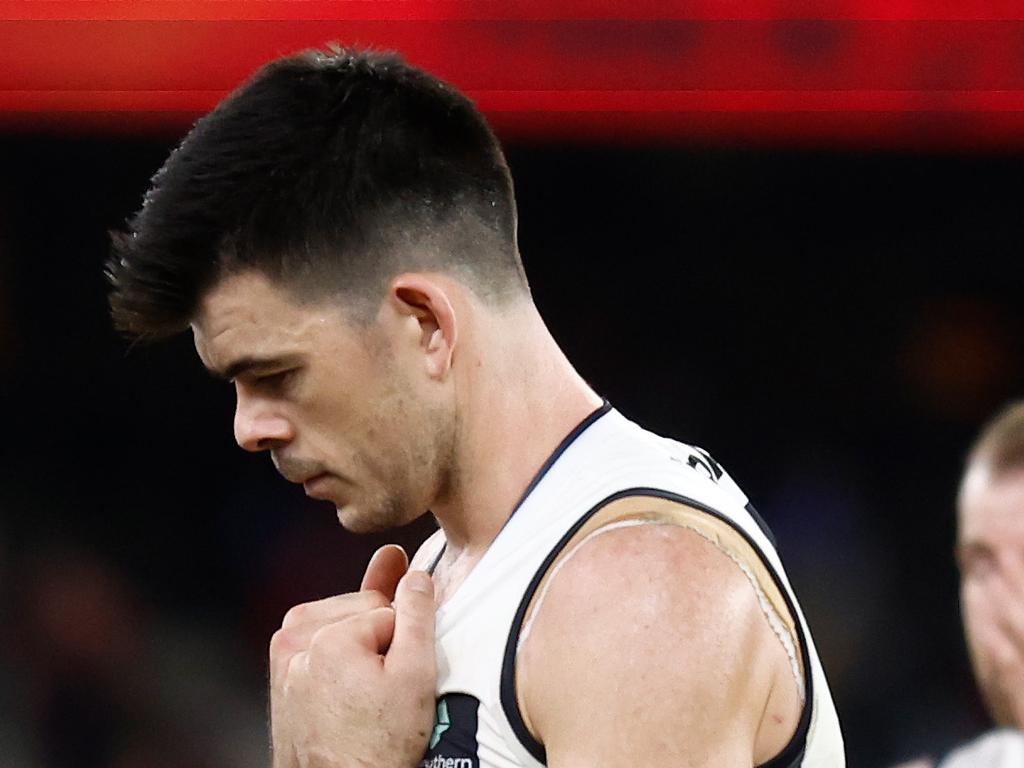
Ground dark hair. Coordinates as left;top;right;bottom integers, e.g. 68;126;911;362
967;400;1024;478
108;46;526;339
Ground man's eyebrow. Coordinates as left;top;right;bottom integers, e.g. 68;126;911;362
211;355;297;381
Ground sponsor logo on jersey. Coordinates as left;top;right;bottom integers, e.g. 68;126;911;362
420;693;480;768
421;757;473;768
429;699;451;750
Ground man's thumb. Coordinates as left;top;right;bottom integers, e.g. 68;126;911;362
386;570;437;680
360;544;409;600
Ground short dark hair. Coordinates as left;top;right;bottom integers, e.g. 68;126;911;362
967;400;1024;478
108;46;527;339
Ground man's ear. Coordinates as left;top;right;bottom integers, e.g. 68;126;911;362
388;274;457;379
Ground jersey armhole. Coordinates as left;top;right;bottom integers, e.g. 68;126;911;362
498;489;814;768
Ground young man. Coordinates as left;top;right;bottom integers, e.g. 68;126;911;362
109;47;844;767
937;403;1024;767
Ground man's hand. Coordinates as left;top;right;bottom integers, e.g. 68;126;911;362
270;545;437;768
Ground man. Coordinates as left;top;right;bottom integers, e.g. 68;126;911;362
936;402;1024;767
108;47;844;767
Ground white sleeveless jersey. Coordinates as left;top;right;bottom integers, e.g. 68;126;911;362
420;403;845;768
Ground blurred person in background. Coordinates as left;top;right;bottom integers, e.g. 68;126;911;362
944;402;1024;766
108;47;844;767
1;542;258;768
900;402;1024;768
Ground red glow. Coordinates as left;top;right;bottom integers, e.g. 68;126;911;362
2;3;1024;147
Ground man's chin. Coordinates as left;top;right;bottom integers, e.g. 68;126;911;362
335;499;425;534
335;503;391;534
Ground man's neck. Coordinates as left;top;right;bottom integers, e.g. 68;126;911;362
431;303;603;560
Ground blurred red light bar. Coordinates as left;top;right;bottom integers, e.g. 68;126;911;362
3;1;1024;148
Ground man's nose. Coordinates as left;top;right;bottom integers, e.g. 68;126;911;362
234;393;294;452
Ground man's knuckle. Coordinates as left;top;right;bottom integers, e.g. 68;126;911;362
269;628;293;657
342;617;374;647
308;622;346;659
282;603;307;628
285;650;310;685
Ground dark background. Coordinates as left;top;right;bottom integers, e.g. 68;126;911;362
0;132;1021;767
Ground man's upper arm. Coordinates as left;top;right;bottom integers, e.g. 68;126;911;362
517;522;777;768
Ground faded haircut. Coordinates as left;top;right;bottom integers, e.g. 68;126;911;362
108;46;527;340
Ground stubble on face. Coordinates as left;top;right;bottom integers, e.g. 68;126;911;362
330;340;458;535
194;269;458;536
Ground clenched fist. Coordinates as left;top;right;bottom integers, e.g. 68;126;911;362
270;545;437;768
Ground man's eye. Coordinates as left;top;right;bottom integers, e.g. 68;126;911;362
958;548;997;581
256;370;294;388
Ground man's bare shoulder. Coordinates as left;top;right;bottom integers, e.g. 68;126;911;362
518;521;787;766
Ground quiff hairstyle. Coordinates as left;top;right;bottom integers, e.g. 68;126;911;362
965;400;1024;480
108;46;527;339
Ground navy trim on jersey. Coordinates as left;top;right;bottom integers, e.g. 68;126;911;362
507;399;613;518
745;501;779;549
499;488;812;768
687;447;778;551
424;400;612;576
426;541;445;576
